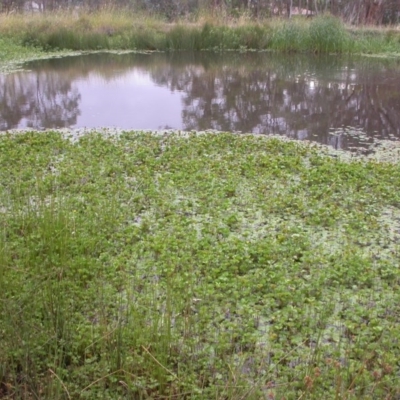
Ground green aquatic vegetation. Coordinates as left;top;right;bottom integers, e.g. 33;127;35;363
0;37;46;72
0;37;79;74
1;131;400;399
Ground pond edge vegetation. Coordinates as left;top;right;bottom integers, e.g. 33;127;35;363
0;10;400;61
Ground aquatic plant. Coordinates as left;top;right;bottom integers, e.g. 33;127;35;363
1;130;400;399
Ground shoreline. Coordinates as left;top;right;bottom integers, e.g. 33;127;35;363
2;127;400;163
0;13;399;64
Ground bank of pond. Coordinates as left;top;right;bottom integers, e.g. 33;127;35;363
0;12;400;55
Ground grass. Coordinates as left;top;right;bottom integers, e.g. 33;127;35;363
0;36;78;74
1;130;400;399
0;10;399;55
0;37;47;72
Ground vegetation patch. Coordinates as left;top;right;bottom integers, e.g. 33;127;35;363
0;11;399;55
1;130;400;399
0;36;79;74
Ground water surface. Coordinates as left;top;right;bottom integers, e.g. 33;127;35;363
1;52;400;150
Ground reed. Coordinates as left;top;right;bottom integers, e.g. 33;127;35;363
0;10;398;54
269;18;309;52
308;14;349;53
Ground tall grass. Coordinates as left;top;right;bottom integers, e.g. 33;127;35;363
270;19;309;52
308;14;349;53
0;10;399;53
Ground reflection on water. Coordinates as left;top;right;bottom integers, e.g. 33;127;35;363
1;52;400;149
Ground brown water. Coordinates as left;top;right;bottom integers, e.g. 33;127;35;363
1;52;400;150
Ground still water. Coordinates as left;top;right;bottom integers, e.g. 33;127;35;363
1;52;400;149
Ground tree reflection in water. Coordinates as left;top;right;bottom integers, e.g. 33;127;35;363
149;53;400;149
1;52;400;150
0;70;80;130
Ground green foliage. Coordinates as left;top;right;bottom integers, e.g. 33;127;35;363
270;20;308;52
1;131;400;398
0;37;48;70
166;25;202;50
308;14;349;53
348;27;400;55
0;36;78;74
1;11;398;55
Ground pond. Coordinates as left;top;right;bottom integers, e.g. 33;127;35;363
1;52;400;150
